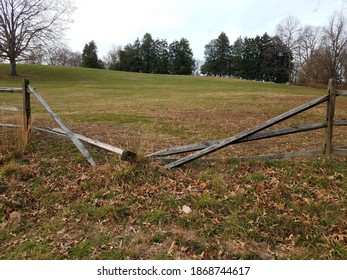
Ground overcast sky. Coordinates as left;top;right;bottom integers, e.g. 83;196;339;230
66;0;345;60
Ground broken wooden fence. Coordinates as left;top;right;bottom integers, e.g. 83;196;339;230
1;79;136;166
149;78;347;169
1;78;346;169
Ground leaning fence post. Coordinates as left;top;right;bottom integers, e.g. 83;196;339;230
22;79;31;144
324;78;337;164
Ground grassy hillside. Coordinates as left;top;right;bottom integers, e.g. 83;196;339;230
0;64;346;260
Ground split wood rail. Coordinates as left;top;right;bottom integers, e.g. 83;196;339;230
149;78;347;168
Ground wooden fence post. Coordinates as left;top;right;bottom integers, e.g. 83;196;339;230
22;79;31;142
324;78;337;164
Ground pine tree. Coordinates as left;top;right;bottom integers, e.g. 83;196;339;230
201;32;232;76
231;37;244;78
141;33;156;73
81;41;103;69
169;38;195;75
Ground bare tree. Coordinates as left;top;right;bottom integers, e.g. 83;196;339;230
104;45;122;70
46;46;81;67
275;16;301;82
321;11;347;81
297;25;322;82
0;0;75;76
298;25;322;63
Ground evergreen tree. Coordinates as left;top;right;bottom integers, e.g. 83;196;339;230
201;39;218;75
118;39;142;72
266;36;292;83
259;33;292;82
201;32;232;76
242;36;261;80
169;38;195;75
116;33;194;75
215;32;232;76
141;33;156;73
259;33;274;80
231;36;244;78
153;39;170;74
81;41;103;69
118;44;132;72
230;33;292;83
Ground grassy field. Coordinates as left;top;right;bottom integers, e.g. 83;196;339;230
0;64;346;259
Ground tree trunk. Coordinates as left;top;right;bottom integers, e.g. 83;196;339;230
10;59;17;76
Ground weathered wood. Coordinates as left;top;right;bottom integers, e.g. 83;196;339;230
235;148;324;160
50;128;124;155
153;148;325;163
165;94;329;169
28;85;96;167
149;122;330;157
332;146;347;156
337;91;347;97
0;106;20;112
0;123;20;128
50;128;137;161
324;79;337;164
0;87;22;93
0;124;72;138
22;79;31;139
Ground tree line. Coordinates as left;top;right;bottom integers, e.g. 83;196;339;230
201;32;291;83
36;33;196;75
58;32;291;83
104;33;195;75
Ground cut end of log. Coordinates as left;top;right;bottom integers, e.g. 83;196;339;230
121;150;137;162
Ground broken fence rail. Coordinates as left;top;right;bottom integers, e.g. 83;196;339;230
148;120;347;158
49;128;136;161
0;124;136;162
164;94;329;169
27;84;96;167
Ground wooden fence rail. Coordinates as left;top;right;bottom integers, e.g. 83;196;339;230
149;78;346;169
0;87;22;93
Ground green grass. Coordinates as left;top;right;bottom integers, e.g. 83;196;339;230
0;64;346;260
0;64;324;113
67;113;153;123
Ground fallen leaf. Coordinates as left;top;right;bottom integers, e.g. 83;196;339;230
9;211;21;220
182;205;192;214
